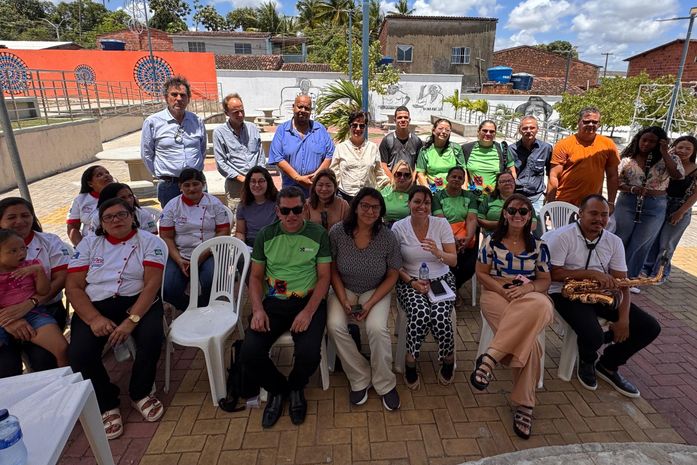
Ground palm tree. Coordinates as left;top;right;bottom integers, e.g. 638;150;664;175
316;79;363;142
316;0;353;27
389;0;413;15
356;0;383;40
296;0;322;29
257;1;281;32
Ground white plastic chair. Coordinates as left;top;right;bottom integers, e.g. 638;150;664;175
476;311;545;389
538;201;579;233
164;236;250;405
556;310;609;381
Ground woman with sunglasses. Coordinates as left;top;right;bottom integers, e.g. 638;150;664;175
327;188;402;411
415;118;465;191
159;169;231;311
88;183;158;236
472;193;553;440
304;169;350;231
462;120;516;194
433;166;480;291
392;186;457;389
329;111;389;203
235;166;278;248
381;160;414;227
67;165;114;246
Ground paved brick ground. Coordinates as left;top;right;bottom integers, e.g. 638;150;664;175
1;129;695;464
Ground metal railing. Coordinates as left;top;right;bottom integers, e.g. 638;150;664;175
2;69;223;129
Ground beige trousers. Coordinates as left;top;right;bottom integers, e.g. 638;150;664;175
327;289;396;395
480;289;553;407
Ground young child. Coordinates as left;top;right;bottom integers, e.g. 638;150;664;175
0;229;68;366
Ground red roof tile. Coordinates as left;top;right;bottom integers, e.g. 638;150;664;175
215;54;283;70
281;63;332;72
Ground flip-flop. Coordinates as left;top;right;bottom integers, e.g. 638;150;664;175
132;395;164;422
101;408;123;440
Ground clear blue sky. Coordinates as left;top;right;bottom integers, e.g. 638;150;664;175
114;0;695;71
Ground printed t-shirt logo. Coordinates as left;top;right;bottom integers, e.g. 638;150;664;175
154;248;163;256
91;256;105;268
298;247;315;253
72;251;80;259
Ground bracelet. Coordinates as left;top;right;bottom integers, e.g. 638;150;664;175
630;186;636;194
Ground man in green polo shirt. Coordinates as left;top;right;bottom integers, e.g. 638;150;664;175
240;186;332;429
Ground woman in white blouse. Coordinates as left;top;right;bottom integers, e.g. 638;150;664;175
159;168;231;311
67;165;114;246
330;111;389;203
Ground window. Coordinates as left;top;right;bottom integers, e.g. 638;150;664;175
234;43;252;54
396;45;413;63
187;42;206;52
451;47;470;64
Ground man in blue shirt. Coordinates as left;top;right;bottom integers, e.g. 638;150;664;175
213;93;266;212
509;116;552;236
268;95;334;196
141;76;207;207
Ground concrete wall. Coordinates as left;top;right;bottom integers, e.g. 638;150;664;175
216;70;462;123
626;40;697;80
437;93;563;126
98;114;145;142
0;119;102;192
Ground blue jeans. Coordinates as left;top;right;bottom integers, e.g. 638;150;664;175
614;193;667;278
157;180;181;208
644;197;692;279
163;255;215;311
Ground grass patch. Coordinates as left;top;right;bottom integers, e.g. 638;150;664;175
7;117;74;130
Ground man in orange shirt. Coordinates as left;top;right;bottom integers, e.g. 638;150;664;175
546;107;620;211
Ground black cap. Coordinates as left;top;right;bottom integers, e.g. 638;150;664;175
0;409;8;421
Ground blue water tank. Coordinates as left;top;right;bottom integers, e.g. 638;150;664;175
486;66;513;84
511;73;534;90
100;40;126;51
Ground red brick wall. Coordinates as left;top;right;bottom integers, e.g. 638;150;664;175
626;41;697;81
96;29;173;51
493;46;599;89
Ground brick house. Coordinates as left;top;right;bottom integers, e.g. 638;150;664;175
95;29;173;51
625;39;697;80
493;45;600;93
378;15;497;88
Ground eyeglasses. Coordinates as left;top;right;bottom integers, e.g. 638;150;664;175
351;123;366;129
480;129;496;134
581;120;599;125
394;172;411;179
102;211;130;223
505;207;530;216
174;126;184;144
279;206;304;215
359;202;381;213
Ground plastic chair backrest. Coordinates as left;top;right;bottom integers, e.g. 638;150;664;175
187;236;250;312
159;240;170;304
539;201;579;233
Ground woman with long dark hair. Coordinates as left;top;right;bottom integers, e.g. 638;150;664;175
88;183;158;235
415;118;465;191
472;193;553;440
235;166;278;247
327;188;402;410
614;126;683;279
303;169;350;231
67;165;114;245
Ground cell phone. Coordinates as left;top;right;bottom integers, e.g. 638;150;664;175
351;304;363;314
430;280;447;296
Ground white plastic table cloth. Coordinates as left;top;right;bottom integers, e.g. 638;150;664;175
0;368;115;465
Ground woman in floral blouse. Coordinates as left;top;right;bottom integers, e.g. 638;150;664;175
614;126;683;278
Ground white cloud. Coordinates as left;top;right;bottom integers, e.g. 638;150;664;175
506;0;572;32
411;0;498;17
494;29;538;50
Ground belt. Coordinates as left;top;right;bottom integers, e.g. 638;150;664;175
157;176;179;183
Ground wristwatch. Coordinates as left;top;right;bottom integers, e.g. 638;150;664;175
127;313;141;324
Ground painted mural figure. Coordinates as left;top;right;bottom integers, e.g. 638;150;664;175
279;78;322;119
515;96;554;122
413;84;444;111
381;84;411;109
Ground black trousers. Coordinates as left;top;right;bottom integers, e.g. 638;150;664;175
0;301;67;378
551;293;661;371
239;296;327;395
452;246;478;290
69;295;164;413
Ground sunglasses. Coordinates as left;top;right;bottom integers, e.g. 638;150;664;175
174;126;184;144
394;172;411;179
351;123;366;129
503;279;524;289
581;120;599;125
480;129;496;134
506;207;530;216
279;206;304;215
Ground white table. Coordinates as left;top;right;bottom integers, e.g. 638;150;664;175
0;368;114;465
95;146;152;182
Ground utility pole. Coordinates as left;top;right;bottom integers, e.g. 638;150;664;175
601;52;613;78
562;50;572;94
361;0;369;114
0;92;32;202
475;52;485;91
348;7;353;80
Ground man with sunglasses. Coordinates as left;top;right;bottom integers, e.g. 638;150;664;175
543;194;660;398
379;106;423;179
269;95;334;197
141;76;207;208
546;107;620;211
240;186;332;429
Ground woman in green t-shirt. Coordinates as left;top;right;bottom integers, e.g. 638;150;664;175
432;166;480;290
478;171;536;235
381;160;414;227
415;119;465;191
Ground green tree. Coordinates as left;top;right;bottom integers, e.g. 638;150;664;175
316;0;352;27
535;40;578;59
257;1;281;32
47;1;114;48
148;0;190;32
226;7;257;30
329;39;399;93
194;5;226;31
389;0;414;15
443;90;469;120
297;0;323;29
315;79;363;141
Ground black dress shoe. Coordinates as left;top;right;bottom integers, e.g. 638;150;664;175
596;362;640;398
288;389;307;425
262;393;285;429
577;360;597;391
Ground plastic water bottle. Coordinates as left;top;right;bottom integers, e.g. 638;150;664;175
0;409;28;465
419;262;429;281
113;342;131;362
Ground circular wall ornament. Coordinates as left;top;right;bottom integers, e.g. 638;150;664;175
75;64;97;85
0;52;29;94
133;56;173;95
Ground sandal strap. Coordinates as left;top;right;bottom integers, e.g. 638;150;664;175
514;407;533;425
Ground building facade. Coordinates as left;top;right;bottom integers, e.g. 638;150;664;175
625;40;697;81
378;15;497;88
95;29;173;51
169;31;307;62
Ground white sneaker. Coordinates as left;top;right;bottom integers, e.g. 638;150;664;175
629;286;641;294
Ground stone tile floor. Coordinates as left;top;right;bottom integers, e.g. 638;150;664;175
1;130;695;464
